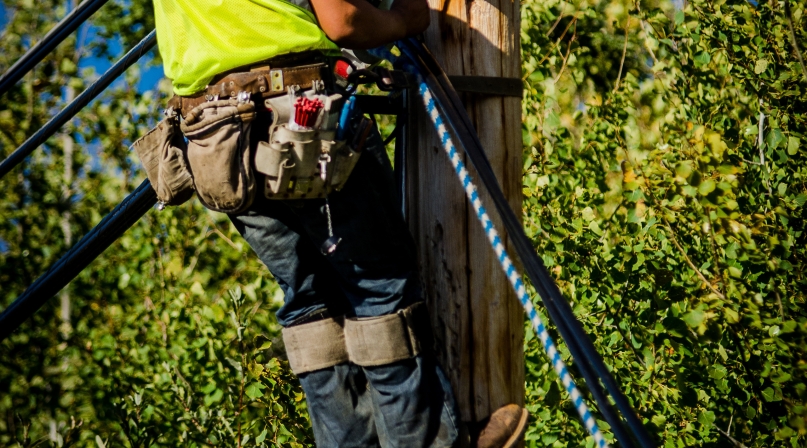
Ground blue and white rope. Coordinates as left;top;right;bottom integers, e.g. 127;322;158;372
417;80;607;448
367;45;608;446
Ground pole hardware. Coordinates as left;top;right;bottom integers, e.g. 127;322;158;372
447;75;523;97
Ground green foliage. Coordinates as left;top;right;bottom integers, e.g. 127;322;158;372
521;0;806;446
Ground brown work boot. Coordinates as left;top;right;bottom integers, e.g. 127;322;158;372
472;404;529;448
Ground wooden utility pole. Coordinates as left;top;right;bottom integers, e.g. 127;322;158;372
404;0;523;441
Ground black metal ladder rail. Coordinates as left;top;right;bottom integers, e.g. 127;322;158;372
0;0;111;97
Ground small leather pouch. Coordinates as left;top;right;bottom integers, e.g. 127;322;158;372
254;124;366;199
181;99;257;213
131;116;194;206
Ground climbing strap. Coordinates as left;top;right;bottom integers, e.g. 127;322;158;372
282;316;349;374
344;301;425;366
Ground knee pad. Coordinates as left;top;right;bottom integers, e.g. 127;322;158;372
344;302;426;367
282;316;349;374
281;302;428;374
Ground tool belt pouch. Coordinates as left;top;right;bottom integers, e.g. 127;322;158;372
131;117;194;206
254;120;367;200
180;99;257;213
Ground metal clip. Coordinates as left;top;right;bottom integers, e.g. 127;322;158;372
163;106;176;119
270;69;284;92
375;68;412;91
319;154;332;182
156;201;166;211
237;90;251;104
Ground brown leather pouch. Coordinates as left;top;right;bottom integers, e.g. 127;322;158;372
180;99;257;213
131;116;194;206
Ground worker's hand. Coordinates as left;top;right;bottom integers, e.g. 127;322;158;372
310;0;431;49
390;0;431;37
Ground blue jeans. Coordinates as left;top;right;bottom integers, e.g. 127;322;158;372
229;127;460;447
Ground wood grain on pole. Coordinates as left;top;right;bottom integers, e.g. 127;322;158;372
405;0;523;436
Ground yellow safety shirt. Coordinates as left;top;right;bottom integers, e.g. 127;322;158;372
153;0;340;96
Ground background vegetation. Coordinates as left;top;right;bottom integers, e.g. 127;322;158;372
0;0;804;446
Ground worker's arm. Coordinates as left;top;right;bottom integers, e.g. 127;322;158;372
308;0;430;49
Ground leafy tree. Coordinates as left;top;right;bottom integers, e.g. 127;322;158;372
521;0;806;446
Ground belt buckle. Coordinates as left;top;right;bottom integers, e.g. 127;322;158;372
270;69;284;92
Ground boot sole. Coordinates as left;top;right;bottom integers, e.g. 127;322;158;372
502;408;529;448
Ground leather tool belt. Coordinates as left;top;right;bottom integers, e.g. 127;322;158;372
133;51;369;212
167;62;330;119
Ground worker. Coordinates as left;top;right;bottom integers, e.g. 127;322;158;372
143;0;529;446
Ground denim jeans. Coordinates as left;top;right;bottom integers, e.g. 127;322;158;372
229;126;460;447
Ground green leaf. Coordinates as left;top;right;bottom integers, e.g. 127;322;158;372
256;429;268;444
651;414;667;427
698;411;715;429
675;10;685;25
772;371;791;383
787;136;799;155
718;345;728;361
60;58;78;75
190;281;205;296
754;58;769;74
675;162;693;180
245;382;266;400
767;129;785;150
708;364;727;380
541;433;559;444
545;110;561;132
762;387;782;402
694;52;711;66
204;388;223;406
683;309;705;328
118;272;131;290
698;179;716;195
